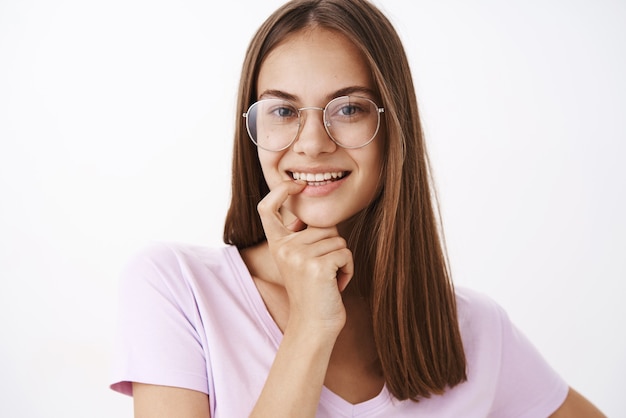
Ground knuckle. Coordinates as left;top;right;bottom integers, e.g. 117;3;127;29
275;244;290;260
309;260;328;276
340;247;353;259
275;243;302;265
334;236;347;248
256;199;269;214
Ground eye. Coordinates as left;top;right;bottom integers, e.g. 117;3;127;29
275;106;297;118
257;99;299;123
327;97;372;121
338;104;360;116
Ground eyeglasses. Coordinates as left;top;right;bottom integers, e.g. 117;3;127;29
243;95;384;152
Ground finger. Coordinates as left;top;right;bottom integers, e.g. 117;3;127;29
272;234;347;272
304;235;348;257
285;217;307;232
257;180;306;240
323;248;354;292
276;226;345;249
279;204;307;232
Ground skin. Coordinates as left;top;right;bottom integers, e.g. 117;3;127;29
247;27;386;415
132;27;606;418
255;28;384;230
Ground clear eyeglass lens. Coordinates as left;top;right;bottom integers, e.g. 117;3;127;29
245;99;300;151
325;96;380;148
244;96;381;151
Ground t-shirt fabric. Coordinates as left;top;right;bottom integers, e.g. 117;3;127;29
110;242;568;417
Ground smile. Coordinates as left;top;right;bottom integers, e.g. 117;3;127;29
290;171;348;186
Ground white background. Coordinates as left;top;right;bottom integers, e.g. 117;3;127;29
0;0;623;416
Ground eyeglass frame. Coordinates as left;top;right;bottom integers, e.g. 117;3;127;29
242;95;385;152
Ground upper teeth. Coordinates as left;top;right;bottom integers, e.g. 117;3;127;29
291;171;345;181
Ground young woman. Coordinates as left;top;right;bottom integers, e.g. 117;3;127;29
111;0;605;416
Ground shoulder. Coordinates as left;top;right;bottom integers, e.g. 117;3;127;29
453;286;514;359
117;242;240;298
454;286;506;328
123;241;229;269
453;286;569;417
111;242;233;397
121;241;234;278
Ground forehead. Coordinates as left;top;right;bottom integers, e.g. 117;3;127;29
256;27;375;102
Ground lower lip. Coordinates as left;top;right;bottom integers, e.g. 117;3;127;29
298;176;348;197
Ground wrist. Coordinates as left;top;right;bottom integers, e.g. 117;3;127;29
284;314;344;345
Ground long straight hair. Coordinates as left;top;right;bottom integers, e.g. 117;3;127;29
223;0;467;401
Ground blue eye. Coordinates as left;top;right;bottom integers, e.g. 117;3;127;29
276;106;297;118
338;105;359;116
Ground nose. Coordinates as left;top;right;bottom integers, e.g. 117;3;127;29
291;107;337;156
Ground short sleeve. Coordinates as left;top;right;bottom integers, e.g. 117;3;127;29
109;243;209;396
488;302;569;418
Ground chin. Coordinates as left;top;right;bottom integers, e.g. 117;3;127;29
298;213;343;229
294;207;363;231
285;199;366;231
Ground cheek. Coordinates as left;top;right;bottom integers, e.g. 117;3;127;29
258;152;283;189
366;142;385;199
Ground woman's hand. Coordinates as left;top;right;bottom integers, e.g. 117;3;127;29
249;180;353;417
257;180;354;334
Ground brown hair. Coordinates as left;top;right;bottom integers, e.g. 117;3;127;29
223;0;467;401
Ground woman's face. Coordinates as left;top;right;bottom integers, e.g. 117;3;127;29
255;27;384;228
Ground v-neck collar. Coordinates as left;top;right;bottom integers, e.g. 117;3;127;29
226;245;394;415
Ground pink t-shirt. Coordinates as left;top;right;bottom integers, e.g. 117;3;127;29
110;242;568;417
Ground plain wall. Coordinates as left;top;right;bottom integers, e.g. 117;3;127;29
0;0;623;416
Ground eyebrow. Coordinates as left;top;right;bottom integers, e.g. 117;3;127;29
333;86;377;99
258;89;298;102
258;86;377;103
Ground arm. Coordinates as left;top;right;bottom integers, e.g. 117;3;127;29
129;310;341;418
250;318;340;417
249;180;353;417
550;387;606;418
112;245;213;417
132;383;210;418
130;181;349;418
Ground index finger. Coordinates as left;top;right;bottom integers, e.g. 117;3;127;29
257;180;306;240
